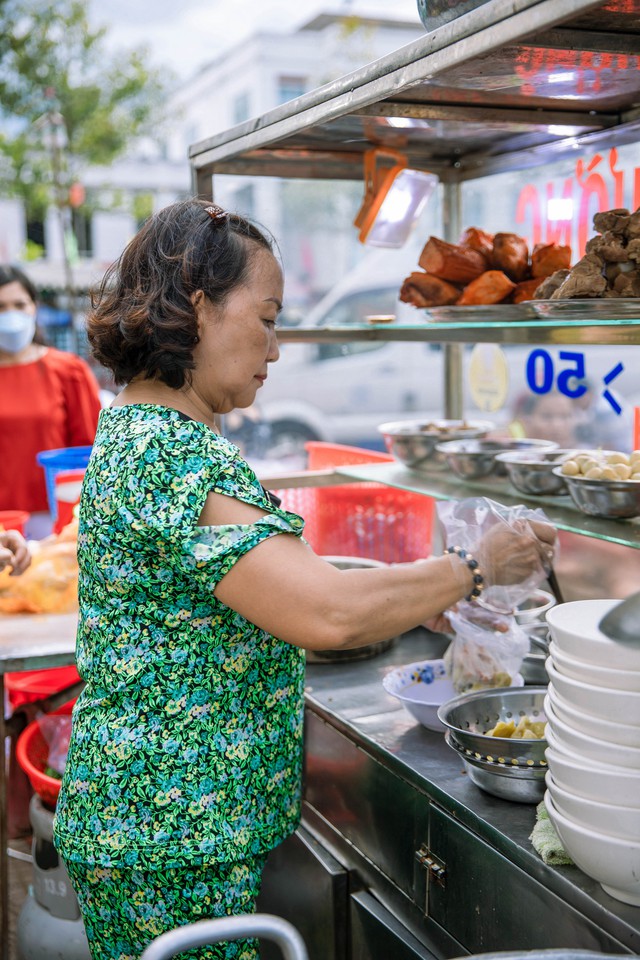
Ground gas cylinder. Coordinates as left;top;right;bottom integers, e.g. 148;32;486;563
17;795;90;960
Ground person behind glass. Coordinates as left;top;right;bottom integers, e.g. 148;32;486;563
508;390;577;448
52;198;556;960
0;266;103;538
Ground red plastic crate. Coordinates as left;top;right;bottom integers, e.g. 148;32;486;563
276;442;434;563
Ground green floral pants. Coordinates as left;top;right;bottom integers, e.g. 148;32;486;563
65;856;267;960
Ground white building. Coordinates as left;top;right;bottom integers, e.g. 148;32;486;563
0;12;425;303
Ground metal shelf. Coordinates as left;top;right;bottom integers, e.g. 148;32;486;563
335;462;640;548
191;0;640;550
277;317;640;345
190;0;640;188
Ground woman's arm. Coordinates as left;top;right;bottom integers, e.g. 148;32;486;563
201;493;554;652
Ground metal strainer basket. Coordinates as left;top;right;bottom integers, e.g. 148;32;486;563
437;686;548;764
438;687;548;803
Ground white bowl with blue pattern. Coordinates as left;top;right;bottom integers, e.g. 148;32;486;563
382;659;456;732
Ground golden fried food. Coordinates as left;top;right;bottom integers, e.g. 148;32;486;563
487;715;546;739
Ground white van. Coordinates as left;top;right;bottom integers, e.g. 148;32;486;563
251;247;640;461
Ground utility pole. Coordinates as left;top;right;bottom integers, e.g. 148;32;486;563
43;87;77;337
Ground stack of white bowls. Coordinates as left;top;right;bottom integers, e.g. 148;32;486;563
544;598;640;907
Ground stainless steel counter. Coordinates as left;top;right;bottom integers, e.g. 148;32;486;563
302;629;640;955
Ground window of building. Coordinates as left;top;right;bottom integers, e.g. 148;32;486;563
26;218;46;257
71;208;93;257
277;76;307;104
232;92;250;125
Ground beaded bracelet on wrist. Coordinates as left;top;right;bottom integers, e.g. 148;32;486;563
444;545;485;601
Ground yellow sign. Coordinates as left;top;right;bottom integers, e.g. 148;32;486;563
468;344;509;412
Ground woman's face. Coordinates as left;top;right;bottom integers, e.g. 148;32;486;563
0;280;37;357
523;392;576;447
0;281;37;317
192;246;283;414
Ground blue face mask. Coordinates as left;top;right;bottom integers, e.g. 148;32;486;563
0;310;36;354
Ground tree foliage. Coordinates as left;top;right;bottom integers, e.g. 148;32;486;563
0;0;168;219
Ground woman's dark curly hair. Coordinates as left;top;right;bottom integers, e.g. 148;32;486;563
0;265;39;303
88;198;274;387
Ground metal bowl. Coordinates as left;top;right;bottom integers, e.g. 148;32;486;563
439;686;548;802
514;589;555;624
520;652;548;686
437;686;548;760
435;438;557;480
552;467;640;519
445;731;546;802
520;623;550;685
378;419;493;472
494;448;579;495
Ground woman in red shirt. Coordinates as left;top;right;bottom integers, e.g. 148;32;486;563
0;265;102;537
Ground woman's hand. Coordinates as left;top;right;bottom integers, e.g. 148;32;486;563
0;530;32;576
477;518;556;587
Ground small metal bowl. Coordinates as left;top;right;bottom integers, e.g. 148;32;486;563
438;687;548;802
435;438;557;480
445;732;546;803
494;448;578;496
514;589;555;625
520;623;551;685
552;467;640;519
378;419;493;472
520;652;548;686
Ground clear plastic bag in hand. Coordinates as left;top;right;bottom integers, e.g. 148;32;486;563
444;601;530;693
437;496;555;614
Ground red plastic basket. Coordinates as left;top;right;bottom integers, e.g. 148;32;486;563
5;664;81;710
0;509;31;535
16;700;74;810
276;442;435;563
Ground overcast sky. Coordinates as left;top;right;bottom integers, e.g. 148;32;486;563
88;0;422;80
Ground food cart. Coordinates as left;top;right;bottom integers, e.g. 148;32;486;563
187;1;640;958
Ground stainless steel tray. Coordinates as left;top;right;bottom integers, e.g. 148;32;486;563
428;304;538;322
532;299;640;320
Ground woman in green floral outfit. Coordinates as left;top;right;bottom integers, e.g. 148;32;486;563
53;199;556;959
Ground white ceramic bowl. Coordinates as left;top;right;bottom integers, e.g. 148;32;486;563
546;599;640;671
544;696;640;769
546;659;640;727
545;771;640;838
382;659;454;732
514;589;555;624
545;790;640;906
544;724;611;769
548;641;640;693
384;661;525;733
545;746;640;807
546;681;640;748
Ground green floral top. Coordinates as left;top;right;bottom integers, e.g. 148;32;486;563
53;404;306;870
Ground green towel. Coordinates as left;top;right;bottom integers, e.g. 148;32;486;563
529;800;574;866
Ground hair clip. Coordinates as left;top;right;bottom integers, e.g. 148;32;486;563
204;205;228;224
